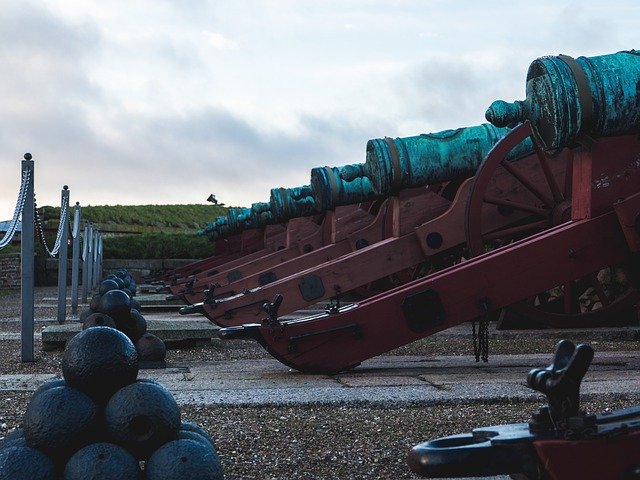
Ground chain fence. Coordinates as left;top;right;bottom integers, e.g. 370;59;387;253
0;167;31;250
2;153;102;361
34;192;70;257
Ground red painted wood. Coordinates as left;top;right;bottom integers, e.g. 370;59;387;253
240;210;631;373
533;429;640;480
614;190;640;252
176;206;375;300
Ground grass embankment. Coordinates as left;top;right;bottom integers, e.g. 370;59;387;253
39;204;228;259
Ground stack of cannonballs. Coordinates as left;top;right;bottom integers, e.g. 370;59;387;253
0;326;224;479
81;268;166;366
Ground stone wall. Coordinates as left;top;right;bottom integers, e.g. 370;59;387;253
44;258;199;284
0;254;21;289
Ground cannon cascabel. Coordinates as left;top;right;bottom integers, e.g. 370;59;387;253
486;50;640;149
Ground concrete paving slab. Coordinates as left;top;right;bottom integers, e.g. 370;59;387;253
0;352;639;412
41;318;219;349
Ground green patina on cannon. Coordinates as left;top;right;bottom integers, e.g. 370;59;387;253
226;207;254;233
250;202;274;227
269;184;320;221
309;164;376;211
311;123;533;209
486;49;640;149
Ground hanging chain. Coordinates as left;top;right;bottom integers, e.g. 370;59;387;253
71;204;81;239
472;298;490;363
0;168;31;250
35;194;69;257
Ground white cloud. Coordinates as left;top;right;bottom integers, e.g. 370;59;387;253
0;0;639;221
201;31;240;50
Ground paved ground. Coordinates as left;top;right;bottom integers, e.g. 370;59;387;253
2;288;640;479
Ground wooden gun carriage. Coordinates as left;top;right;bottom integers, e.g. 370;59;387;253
162;50;640;375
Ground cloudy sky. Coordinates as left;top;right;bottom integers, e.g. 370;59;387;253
1;0;638;220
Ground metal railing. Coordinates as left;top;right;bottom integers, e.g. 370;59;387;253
2;153;102;361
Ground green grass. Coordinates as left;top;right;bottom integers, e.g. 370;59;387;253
40;204;228;230
102;232;215;259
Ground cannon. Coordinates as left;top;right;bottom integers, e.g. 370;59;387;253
167;122;523;289
182;120;558;326
174;121;533;309
310;123;532;210
487;49;640;149
174;203;376;305
208;49;640;372
407;339;640;479
215;84;640;373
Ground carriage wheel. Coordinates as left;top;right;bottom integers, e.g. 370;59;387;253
465;121;638;328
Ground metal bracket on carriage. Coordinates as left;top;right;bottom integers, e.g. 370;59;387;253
262;294;284;326
527;339;596;435
408;340;640;479
325;285;343;314
203;283;225;305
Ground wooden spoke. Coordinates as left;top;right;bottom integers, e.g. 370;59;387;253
535;148;564;203
499;159;555;208
483;195;548;216
466;124;638;328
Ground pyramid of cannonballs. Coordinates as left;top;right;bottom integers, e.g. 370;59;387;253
81;268;166;364
0;325;223;479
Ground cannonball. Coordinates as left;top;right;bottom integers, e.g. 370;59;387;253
145;439;223;480
89;294;102;312
0;428;26;449
0;445;56;480
98;290;131;324
105;380;181;459
178;430;212;448
130;297;141;311
82;312;116;330
32;378;67;400
79;309;95;323
62;327;138;402
99;279;119;295
23;386;97;460
63;442;140;480
113;277;125;289
115;270;127;279
180;421;214;446
135;333;166;362
122;288;134;299
120;309;147;342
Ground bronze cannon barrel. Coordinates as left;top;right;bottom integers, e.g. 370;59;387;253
311;123;533;209
269;184;321;222
486;49;640;149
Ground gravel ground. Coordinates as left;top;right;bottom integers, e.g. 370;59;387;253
1;287;639;479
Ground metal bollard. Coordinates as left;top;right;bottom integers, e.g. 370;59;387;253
56;186;70;324
70;202;81;314
21;153;35;362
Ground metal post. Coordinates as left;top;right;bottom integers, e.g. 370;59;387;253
92;230;99;288
70;202;81;314
97;232;103;281
56;186;70;324
81;222;90;303
85;223;94;299
21;153;35;362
